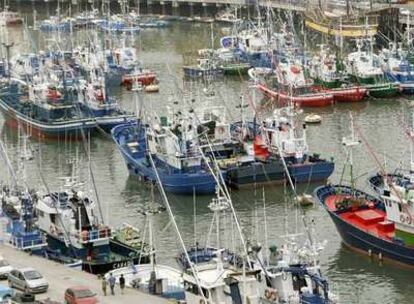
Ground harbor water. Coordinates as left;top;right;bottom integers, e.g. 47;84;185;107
0;4;414;303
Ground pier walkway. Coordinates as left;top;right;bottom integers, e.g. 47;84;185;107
0;244;172;304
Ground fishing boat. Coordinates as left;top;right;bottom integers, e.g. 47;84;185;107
0;80;97;139
182;58;224;79
345;38;385;85
1;187;82;270
39;16;73;32
112;47;157;86
35;190;149;274
314;115;414;267
229;25;272;68
98;20;140;34
261;107;334;183
256;82;334;108
328;86;367;103
315;183;414;266
224;107;334;188
218;61;251;76
308;45;344;89
105;188;185;301
112;120;217;194
77;78;134;132
345;39;400;98
379;42;414;94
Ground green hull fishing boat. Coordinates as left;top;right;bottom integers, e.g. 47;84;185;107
365;83;401;98
219;62;251;75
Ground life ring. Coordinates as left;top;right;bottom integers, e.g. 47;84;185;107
217;126;225;135
270;290;278;302
400;214;405;223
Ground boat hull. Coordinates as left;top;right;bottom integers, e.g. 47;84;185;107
225;159;286;188
122;72;157;86
112;122;218;194
0;98;97;139
288;159;335;183
182;66;224;79
45;233;149;275
315;185;414;267
257;84;334;107
366;83;401;98
330;87;367;103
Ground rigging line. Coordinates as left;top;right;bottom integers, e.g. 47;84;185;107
353;121;414;221
146;141;208;304
71;93;105;224
11;118;79;257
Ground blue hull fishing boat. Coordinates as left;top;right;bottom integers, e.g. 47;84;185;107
0;81;96;139
1;188;82;270
112;121;217;194
226;107;334;188
77;78;134;132
314;184;414;267
183;58;224;79
35;191;149;274
379;42;414;94
315;116;414;267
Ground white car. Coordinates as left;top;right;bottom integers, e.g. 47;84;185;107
8;268;48;294
0;259;13;280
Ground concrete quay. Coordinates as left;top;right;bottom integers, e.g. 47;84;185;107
0;244;173;304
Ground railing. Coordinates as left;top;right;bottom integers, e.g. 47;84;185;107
11;236;47;250
79;228;111;244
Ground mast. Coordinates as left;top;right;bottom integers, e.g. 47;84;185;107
410;112;414;183
342;113;361;190
149;184;155;270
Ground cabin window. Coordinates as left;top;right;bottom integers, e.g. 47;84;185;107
50;214;56;224
38;210;44;217
292;275;307;292
398;203;402;212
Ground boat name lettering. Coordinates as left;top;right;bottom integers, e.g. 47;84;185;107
113;261;129;269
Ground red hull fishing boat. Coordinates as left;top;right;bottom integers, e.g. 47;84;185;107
257;83;334;107
329;87;367;103
122;70;157;86
313;86;367;103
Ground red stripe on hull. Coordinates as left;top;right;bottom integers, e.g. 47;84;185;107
257;84;334;107
4;117;86;141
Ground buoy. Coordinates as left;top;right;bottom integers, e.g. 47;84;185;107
145;84;159;93
379;252;383;261
297;194;314;207
368;249;372;257
304;113;322;124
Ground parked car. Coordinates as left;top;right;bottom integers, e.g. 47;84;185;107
8;268;48;294
64;286;97;304
0;258;13;279
0;283;14;300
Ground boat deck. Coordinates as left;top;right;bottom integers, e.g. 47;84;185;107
326;194;395;240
